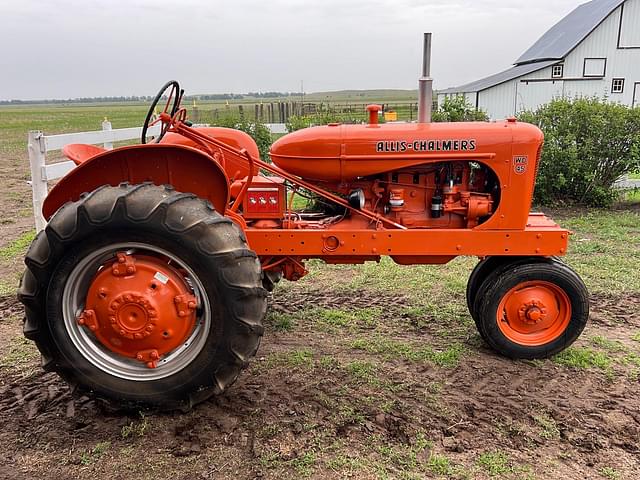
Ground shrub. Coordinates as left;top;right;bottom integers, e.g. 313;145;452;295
432;96;489;122
519;98;640;206
212;115;272;161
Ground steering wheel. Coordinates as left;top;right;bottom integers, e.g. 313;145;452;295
141;80;182;144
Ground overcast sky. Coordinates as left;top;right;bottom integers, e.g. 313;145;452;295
0;0;587;100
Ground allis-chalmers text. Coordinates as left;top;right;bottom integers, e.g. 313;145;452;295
375;139;477;153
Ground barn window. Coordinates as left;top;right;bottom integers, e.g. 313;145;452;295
583;58;606;77
552;64;564;78
612;78;625;94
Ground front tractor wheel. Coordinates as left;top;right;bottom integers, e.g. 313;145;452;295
475;261;589;359
18;183;267;410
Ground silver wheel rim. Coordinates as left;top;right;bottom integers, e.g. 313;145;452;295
62;242;211;381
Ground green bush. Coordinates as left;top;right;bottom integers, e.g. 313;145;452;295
432;96;489;122
212;115;272;161
519;98;640;206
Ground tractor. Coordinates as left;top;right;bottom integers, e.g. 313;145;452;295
18;41;589;410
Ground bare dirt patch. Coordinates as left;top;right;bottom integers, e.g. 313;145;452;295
1;289;639;479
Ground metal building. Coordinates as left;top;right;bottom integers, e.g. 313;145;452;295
437;0;640;119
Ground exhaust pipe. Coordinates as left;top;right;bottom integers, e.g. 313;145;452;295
418;32;433;124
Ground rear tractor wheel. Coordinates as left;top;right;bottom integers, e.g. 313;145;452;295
18;183;267;410
473;261;588;359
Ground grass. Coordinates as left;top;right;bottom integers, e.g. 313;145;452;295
560;210;640;294
477;450;513;476
266;311;296;332
351;336;464;368
266;349;314;369
553;347;612;370
590;335;627;352
121;413;150;439
426;453;452;475
0;230;35;262
533;412;560;440
311;306;382;329
79;441;111;466
0;336;39;372
599;466;621;480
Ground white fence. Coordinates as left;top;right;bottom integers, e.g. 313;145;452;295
27;121;161;232
27;122;287;232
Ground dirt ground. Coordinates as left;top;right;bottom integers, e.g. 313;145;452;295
1;286;639;479
1;122;639;479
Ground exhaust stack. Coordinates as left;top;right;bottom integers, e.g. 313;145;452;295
417;32;433;124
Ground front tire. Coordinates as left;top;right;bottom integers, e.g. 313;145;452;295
475;261;588;359
18;183;267;410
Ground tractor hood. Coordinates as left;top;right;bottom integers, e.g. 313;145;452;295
269;120;542;183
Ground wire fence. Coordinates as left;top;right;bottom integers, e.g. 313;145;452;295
187;101;424;124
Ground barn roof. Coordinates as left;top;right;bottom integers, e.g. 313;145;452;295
516;0;625;65
438;61;557;94
439;0;626;95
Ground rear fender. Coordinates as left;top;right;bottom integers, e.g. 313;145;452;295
43;144;229;220
161;127;260;181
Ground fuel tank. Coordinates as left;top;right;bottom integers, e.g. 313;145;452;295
269;120;543;182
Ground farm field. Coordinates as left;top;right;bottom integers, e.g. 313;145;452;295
0;100;639;480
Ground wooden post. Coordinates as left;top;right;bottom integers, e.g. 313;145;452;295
28;130;48;232
238;105;244;119
101;119;113;150
254;104;259;121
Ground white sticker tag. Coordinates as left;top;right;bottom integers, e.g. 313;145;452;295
154;271;170;284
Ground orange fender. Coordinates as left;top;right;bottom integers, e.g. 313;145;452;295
161;127;260;181
43;144;229;220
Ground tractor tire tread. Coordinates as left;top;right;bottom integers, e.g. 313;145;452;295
18;183;267;411
476;261;589;359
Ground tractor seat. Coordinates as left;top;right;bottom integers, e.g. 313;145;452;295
62;144;106;166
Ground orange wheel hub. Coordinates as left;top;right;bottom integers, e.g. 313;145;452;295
496;281;571;346
77;253;198;368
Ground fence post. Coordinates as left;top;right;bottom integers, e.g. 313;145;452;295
28;130;48;232
102;119;113;150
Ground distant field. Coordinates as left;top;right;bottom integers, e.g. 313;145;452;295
0;88;420;155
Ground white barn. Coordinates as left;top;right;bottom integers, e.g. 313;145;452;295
437;0;640;119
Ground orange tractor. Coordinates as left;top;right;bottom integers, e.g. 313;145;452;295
18;44;588;409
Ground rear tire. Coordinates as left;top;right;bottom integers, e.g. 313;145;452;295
18;183;267;410
475;261;588;359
